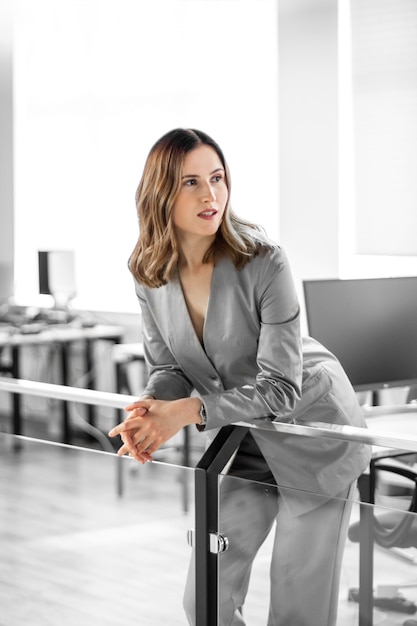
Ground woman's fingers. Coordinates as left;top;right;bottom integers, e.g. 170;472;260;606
108;409;147;438
120;431;136;455
116;441;153;464
124;399;151;412
108;398;172;462
124;403;141;412
109;409;156;462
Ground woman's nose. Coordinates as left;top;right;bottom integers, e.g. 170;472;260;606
201;182;216;201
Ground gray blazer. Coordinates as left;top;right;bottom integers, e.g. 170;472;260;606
135;240;371;515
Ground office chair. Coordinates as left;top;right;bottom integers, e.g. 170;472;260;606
348;453;417;623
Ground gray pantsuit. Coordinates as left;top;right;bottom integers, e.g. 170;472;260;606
135;237;371;625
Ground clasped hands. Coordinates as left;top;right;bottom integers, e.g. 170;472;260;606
108;396;202;464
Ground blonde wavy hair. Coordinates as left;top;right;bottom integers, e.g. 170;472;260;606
129;128;262;288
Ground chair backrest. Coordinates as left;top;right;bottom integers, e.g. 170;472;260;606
371;461;417;549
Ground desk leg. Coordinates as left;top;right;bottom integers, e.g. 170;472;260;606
11;345;22;451
59;343;71;444
85;339;96;428
115;359;128;498
358;473;374;626
115;359;126;427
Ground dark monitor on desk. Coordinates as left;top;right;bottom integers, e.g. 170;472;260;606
38;250;77;309
303;276;417;392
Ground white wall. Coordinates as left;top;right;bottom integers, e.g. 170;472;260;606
0;0;14;304
12;0;279;313
278;0;339;302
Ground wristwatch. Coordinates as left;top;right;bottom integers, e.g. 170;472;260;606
199;401;207;426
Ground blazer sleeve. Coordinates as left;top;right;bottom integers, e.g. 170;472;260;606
201;246;304;429
136;288;195;401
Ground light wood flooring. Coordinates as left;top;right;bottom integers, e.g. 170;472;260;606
2;430;417;625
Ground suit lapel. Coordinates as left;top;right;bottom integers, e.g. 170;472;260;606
165;271;212;359
160;264;225;388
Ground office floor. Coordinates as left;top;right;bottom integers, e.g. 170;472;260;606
1;432;417;626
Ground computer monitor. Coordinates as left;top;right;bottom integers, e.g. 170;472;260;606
38;250;77;309
303;277;417;392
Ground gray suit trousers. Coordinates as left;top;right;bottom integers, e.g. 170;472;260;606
184;477;355;626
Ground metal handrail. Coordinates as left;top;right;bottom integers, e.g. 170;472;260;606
0;376;138;409
2;376;417;452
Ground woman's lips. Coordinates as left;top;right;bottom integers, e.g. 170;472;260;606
198;209;218;219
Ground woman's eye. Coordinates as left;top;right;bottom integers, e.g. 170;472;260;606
212;174;223;183
185;179;197;186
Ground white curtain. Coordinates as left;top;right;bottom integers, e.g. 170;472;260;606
351;0;417;256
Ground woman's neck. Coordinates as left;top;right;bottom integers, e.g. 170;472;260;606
177;234;215;271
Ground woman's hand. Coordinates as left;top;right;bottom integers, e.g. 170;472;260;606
108;397;202;464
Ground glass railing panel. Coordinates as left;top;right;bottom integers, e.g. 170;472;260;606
218;472;417;626
344;504;417;624
0;433;198;626
361;447;417;626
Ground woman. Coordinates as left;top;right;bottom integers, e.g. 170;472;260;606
108;128;370;625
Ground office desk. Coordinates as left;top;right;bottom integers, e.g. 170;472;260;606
364;407;417;455
0;324;123;443
352;406;417;626
112;342;146;395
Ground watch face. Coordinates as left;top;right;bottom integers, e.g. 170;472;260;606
199;404;207;424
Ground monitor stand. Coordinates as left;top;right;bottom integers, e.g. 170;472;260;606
371;390;381;406
49;292;75;323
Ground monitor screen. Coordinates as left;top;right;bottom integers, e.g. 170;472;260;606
303;277;417;391
38;250;77;308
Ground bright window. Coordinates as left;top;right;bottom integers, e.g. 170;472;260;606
13;0;279;312
339;0;417;278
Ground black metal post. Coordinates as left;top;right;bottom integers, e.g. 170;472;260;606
194;425;249;626
358;472;374;626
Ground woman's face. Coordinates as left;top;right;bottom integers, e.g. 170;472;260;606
172;145;228;242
